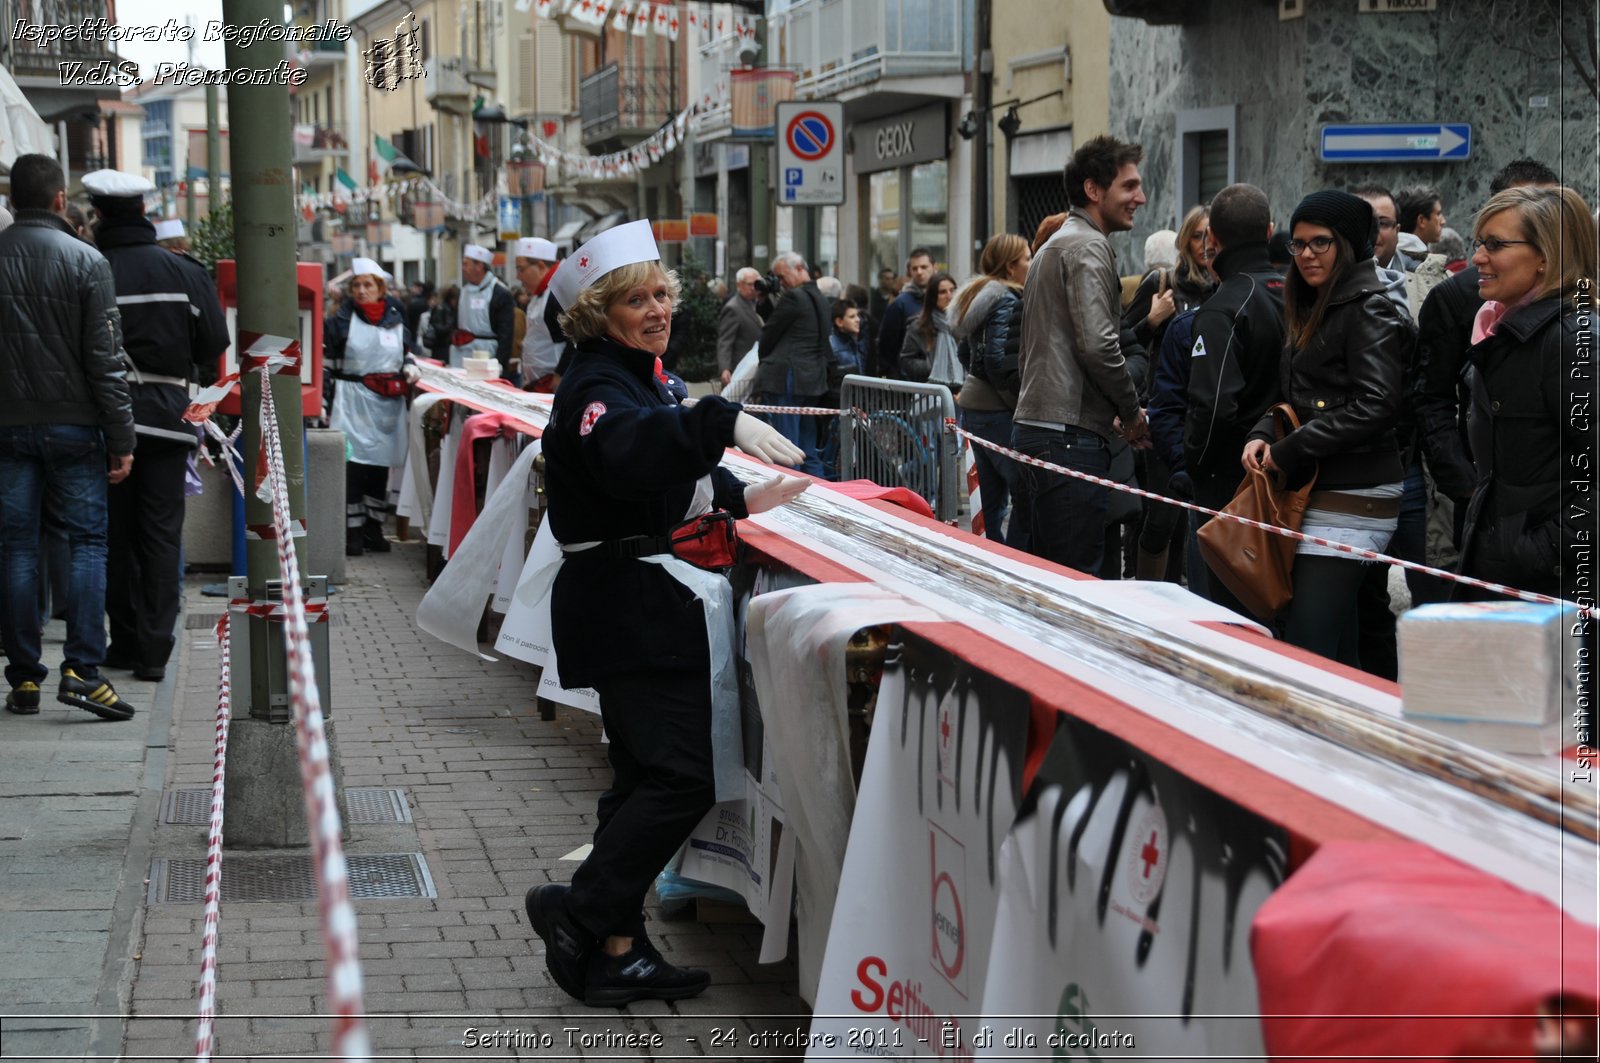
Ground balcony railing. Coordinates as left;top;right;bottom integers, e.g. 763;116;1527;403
770;0;964;97
1;0;119;78
291;122;350;165
298;37;347;64
579;61;675;148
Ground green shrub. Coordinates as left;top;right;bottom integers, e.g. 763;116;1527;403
670;250;722;383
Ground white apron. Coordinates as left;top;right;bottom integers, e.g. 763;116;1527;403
450;275;500;368
329;315;409;468
510;475;745;802
521;289;562;379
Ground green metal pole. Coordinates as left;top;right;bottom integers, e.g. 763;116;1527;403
206;84;222;219
223;0;307;721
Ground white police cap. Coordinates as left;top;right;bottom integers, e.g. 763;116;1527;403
82;169;156;198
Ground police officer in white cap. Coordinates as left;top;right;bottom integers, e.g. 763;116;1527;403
512;236;565;392
450;244;517;384
85;169;230;682
524;219;808;1007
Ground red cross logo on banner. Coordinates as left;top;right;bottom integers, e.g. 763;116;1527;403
1127;805;1170;905
579;401;606;436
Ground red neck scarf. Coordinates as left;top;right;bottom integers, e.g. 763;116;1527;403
356;300;386;324
533;261;556;297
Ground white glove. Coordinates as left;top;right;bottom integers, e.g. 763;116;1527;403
744;474;810;514
402;364;421;385
733;411;806;467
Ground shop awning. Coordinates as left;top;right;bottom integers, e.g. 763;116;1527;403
0;65;56;171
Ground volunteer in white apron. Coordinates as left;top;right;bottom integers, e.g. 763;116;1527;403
450;243;518;384
328;257;419;556
522;220;808;1008
512;236;566;393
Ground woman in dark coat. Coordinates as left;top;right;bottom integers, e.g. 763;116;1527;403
523;221;807;1009
1242;191;1412;670
1456;185;1598;600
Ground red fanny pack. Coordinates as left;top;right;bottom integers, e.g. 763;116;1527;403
361;372;409;398
669;511;739;570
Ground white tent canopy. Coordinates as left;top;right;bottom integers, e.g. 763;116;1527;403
0;65;57;172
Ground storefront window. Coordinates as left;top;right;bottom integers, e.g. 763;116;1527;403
868;169;902;281
909;160;948;271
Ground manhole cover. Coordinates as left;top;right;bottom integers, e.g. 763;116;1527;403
162;788;409;825
149;852;435;903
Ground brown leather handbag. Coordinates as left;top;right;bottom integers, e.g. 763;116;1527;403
1195;403;1316;620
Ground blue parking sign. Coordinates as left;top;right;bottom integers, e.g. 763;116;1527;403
785;168;803;186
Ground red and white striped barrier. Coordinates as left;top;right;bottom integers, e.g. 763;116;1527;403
948;419;1590;616
193;612;231;1063
255;369;372;1062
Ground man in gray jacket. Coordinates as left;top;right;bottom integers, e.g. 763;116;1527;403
0;154;138;721
716;267;763;388
1013;135;1151;575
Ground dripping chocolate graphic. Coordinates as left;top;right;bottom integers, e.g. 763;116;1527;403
889;635;1030;883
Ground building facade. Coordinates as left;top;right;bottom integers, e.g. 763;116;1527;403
1105;1;1600;261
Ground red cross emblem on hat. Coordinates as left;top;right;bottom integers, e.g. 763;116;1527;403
579;401;606;436
579;255;590;268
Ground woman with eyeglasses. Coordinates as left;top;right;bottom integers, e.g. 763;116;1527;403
1456;186;1597;606
1241;190;1412;670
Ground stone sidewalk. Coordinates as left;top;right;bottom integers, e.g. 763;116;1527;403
2;541;809;1060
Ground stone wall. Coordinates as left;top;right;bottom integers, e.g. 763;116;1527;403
1104;2;1599;264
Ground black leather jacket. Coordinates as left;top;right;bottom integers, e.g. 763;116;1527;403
1459;296;1596;597
0;209;135;454
1252;259;1413;490
1410;265;1483;500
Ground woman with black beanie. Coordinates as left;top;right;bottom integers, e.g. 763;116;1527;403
1241;189;1413;671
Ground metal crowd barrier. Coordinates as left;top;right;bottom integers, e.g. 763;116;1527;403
837;374;960;522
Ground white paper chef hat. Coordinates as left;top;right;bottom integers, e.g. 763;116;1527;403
513;236;558;262
154;218;186;241
549;219;660;309
350;256;392;281
462;244;495;265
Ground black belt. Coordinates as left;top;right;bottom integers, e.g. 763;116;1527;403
564;535;672;560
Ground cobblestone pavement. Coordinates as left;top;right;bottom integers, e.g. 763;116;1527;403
2;539;809;1060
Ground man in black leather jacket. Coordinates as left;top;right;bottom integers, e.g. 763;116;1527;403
0;155;138;721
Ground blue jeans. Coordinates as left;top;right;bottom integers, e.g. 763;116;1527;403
962;407;1028;549
758;371;827;479
1012;423;1111;575
0;424;110;686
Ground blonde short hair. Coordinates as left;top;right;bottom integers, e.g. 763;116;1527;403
558;261;681;343
1474;185;1597;306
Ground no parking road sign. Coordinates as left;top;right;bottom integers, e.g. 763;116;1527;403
777;101;844;206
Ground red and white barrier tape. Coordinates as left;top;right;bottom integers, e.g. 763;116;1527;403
193;612;231;1063
256;369;372;1062
228;595;330;623
947;419;1591;617
738;402;842;417
198;420;246;499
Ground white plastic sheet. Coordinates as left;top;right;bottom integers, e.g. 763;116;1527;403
415;440;539;661
745;584;942;1001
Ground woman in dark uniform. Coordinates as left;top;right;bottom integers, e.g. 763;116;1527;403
524;221;806;1007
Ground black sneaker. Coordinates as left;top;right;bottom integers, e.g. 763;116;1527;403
525;884;592;1001
57;669;135;721
583;937;710;1007
5;681;41;715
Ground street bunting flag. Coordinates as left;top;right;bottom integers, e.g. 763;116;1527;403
336;167;357;191
611;0;632;31
730;68;796;139
632;1;651;36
